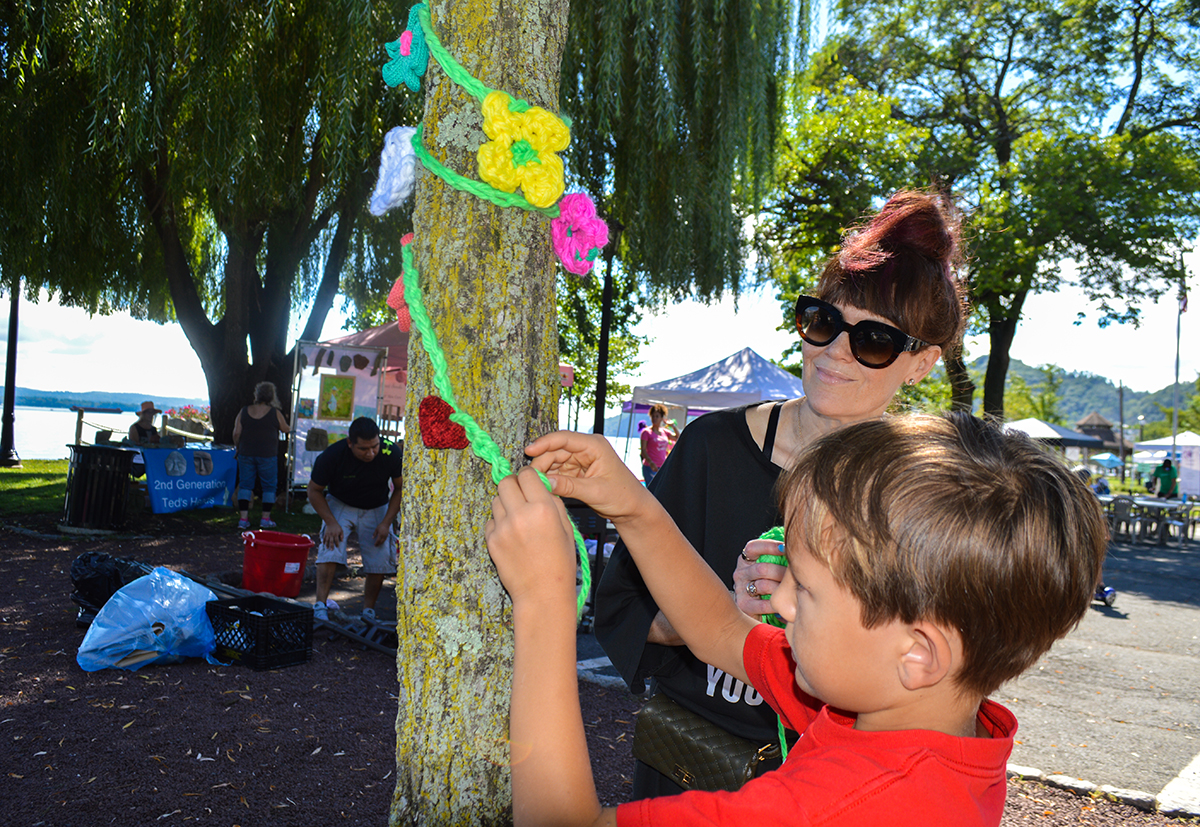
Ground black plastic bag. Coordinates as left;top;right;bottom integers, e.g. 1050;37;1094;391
70;551;152;626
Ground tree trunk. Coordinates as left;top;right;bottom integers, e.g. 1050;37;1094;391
391;1;568;823
944;348;975;412
981;289;1028;419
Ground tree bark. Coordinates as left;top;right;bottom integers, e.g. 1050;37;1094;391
391;1;568;823
944;349;975;413
981;289;1028;419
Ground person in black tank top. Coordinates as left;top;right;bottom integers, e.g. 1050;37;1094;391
128;401;162;446
232;382;290;530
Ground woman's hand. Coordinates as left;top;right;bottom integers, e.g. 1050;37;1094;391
732;538;788;618
524;431;652;525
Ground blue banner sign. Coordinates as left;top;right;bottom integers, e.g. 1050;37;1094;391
142;448;237;513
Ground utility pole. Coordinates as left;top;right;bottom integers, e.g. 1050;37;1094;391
590;220;622;436
1118;382;1126;484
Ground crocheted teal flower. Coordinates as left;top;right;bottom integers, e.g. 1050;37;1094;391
382;4;429;92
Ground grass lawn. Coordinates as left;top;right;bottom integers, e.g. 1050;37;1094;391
0;459;70;516
0;459;320;535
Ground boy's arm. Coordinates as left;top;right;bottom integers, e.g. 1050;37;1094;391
525;431;756;684
486;470;616;827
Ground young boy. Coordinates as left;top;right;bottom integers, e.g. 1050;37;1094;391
484;413;1108;827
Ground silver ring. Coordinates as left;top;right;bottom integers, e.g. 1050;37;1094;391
745;581;758;596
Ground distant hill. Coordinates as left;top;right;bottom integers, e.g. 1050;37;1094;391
969;357;1194;427
577;358;1194;435
0;386;208;413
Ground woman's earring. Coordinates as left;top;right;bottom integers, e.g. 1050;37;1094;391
906;378;916;386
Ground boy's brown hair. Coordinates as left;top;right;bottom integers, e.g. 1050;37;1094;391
778;412;1108;698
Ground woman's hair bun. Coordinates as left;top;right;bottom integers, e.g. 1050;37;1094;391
817;189;968;352
840;190;960;274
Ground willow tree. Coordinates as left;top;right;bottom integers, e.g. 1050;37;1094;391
560;0;800;299
0;0;416;440
388;1;567;822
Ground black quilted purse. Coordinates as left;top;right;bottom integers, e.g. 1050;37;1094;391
632;693;782;792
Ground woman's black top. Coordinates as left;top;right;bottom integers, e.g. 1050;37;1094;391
237;407;282;458
593;402;786;743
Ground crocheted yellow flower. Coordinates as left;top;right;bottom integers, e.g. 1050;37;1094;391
476;91;570;209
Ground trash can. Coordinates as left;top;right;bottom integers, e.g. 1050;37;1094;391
242;530;315;597
61;445;140;531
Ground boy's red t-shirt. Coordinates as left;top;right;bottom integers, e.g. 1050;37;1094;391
617;624;1016;827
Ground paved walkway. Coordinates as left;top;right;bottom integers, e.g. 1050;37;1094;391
574;536;1200;817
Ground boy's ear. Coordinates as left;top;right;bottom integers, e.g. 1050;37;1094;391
897;621;956;691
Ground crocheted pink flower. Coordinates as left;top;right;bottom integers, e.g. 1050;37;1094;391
551;194;608;275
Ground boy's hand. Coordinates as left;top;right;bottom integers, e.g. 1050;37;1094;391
732;538;788;616
486;467;578;609
524;431;651;523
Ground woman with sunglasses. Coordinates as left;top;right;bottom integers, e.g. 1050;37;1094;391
593;189;967;799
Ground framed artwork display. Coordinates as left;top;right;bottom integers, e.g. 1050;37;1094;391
318;375;357;420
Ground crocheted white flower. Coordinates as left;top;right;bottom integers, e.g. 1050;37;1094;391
369;126;418;216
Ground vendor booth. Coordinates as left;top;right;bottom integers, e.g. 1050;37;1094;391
1135;431;1200;497
618;347;806;438
290;323;407;489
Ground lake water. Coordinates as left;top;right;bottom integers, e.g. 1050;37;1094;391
11;407;650;479
7;406;150;461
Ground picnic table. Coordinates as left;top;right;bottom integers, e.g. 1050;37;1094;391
1097;494;1194;545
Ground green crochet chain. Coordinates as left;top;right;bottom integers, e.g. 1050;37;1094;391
399;240;592;619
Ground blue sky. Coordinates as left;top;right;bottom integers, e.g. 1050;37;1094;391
3;257;1196;411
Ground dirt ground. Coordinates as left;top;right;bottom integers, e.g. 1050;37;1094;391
0;515;1191;825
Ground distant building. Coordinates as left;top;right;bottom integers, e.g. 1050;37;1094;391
1076;411;1133;458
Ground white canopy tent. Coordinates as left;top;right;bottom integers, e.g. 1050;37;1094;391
1133;431;1200;496
626;347;805;414
1003;418;1104;449
1134;430;1200;450
615;347;804;453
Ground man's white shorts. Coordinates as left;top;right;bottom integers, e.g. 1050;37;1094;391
315;495;397;574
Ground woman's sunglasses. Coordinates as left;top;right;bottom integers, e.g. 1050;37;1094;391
794;296;929;369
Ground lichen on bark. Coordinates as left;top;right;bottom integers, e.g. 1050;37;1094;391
390;1;570;824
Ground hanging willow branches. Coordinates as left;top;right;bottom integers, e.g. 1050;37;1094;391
561;0;804;300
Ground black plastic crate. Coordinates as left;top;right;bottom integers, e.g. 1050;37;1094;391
206;595;313;670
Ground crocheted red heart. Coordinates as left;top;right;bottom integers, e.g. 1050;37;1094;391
418;395;468;449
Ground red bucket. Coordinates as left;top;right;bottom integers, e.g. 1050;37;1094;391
242;530;314;598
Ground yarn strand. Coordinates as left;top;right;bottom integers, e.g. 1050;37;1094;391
410;126;560;217
400;240;591;617
416;4;528;110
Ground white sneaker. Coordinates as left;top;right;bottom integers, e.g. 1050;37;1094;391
312;601;328;621
360;607;376;624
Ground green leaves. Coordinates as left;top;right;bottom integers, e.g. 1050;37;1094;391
762;0;1200;415
560;0;796;300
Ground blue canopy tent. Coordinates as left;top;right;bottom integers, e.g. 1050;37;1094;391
1089;452;1123;470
